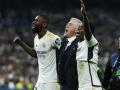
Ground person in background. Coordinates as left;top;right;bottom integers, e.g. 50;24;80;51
102;37;120;90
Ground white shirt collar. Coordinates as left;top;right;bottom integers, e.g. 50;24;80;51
67;36;76;43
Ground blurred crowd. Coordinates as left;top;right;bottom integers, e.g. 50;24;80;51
0;8;120;90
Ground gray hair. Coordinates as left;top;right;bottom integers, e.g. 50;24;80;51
70;17;83;29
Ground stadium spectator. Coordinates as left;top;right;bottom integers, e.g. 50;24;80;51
102;37;120;90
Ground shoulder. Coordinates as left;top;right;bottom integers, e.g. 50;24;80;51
111;53;118;58
46;31;61;46
34;34;38;41
46;31;60;39
110;53;119;63
85;35;99;47
90;35;98;42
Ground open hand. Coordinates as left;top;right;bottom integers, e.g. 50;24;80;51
80;0;86;15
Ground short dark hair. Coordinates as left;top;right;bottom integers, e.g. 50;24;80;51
39;14;49;24
89;22;95;34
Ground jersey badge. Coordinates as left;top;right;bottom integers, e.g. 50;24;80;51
55;38;61;45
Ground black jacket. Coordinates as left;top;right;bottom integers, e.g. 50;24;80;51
58;37;79;89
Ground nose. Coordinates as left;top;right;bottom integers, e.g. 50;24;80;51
32;21;35;24
66;24;69;27
66;24;69;29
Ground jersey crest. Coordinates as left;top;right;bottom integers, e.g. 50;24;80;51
55;38;61;46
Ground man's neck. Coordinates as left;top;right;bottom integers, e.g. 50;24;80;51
79;37;84;42
37;29;47;39
67;35;76;39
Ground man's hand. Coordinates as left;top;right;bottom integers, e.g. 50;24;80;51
80;0;86;16
14;36;22;45
80;0;92;41
14;36;37;58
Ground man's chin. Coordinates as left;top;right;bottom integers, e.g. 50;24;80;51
32;28;43;34
32;31;36;33
32;28;39;33
64;33;67;37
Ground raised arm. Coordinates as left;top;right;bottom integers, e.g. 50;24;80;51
14;36;37;58
80;0;92;41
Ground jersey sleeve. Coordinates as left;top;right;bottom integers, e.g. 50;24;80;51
52;35;61;49
85;35;98;47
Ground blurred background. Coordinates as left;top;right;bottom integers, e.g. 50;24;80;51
0;0;120;90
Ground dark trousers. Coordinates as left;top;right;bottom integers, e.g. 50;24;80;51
60;85;78;90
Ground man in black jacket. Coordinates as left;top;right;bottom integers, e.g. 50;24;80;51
58;17;84;90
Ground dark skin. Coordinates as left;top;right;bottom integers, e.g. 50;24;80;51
80;0;92;41
14;16;48;58
76;25;84;41
32;16;48;38
76;0;92;41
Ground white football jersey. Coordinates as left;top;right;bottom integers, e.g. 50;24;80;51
34;31;61;84
76;35;101;87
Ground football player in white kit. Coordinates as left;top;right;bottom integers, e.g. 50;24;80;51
14;15;61;90
75;0;102;90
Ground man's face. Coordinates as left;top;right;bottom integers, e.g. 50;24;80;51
32;16;44;33
64;21;77;38
76;25;84;39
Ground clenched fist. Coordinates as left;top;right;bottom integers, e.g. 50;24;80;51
13;36;22;44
